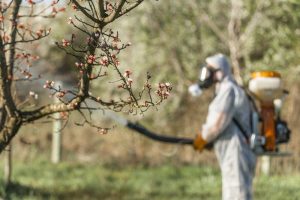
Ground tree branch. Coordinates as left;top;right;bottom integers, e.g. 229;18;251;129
103;0;127;24
227;0;243;84
72;0;103;25
116;0;144;19
240;11;262;47
21;97;82;123
0;29;17;117
0;106;7;132
98;0;105;18
189;0;227;44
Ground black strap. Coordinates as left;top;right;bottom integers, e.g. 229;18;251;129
233;86;258;142
232;117;250;142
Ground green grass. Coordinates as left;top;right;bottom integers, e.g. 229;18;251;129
0;160;300;200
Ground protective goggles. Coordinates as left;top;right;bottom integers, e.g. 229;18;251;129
198;65;220;89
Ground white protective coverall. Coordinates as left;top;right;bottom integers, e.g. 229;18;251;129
201;54;256;200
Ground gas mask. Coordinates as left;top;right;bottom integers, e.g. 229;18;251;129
188;65;219;97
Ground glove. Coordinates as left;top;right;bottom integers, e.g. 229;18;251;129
193;133;207;152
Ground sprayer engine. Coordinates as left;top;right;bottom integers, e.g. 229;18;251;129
275;119;290;144
248;71;291;156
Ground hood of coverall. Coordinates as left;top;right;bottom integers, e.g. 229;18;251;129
205;53;234;81
188;54;234;97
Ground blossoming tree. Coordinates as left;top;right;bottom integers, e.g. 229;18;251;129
0;0;171;153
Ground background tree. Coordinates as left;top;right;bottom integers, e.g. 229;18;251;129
121;0;300;117
0;0;171;153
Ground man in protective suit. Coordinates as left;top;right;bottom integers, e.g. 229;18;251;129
190;53;256;200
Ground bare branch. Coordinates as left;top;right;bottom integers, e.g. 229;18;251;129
104;0;144;24
72;0;103;25
103;0;126;23
75;109;112;134
188;0;227;44
0;106;7;132
227;0;243;84
0;29;17;117
117;0;144;18
240;11;263;46
88;0;100;20
98;0;105;18
21;98;81;123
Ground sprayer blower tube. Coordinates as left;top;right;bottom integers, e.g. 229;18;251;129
126;122;194;145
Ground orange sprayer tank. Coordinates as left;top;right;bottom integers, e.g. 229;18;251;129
248;71;282;151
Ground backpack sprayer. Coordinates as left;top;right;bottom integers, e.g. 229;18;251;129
104;71;291;156
248;71;291;156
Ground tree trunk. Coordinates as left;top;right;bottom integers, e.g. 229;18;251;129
51;83;63;164
4;143;12;187
229;43;243;85
0;118;22;153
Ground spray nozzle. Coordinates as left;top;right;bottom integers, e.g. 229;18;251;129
188;84;203;97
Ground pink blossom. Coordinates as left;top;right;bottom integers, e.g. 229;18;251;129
68;17;73;24
72;4;78;11
99;56;109;66
87;55;96;64
62;39;70;47
43;80;54;89
56;91;66;98
123;69;132;78
127;78;133;85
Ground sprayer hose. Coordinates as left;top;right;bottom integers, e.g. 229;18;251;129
127;122;194;145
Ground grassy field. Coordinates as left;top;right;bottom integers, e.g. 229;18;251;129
0;159;300;200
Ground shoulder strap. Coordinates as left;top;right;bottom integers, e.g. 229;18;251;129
232;117;250;142
233;85;259;140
